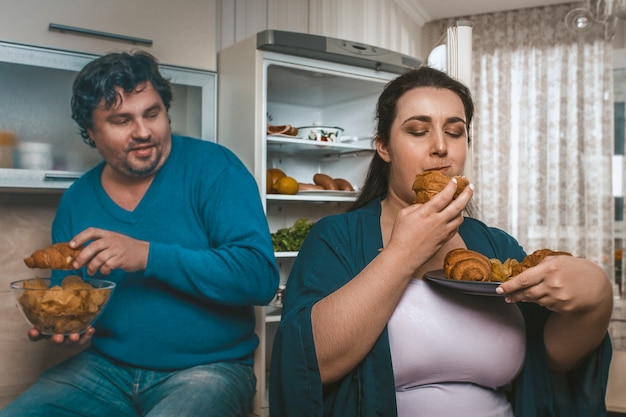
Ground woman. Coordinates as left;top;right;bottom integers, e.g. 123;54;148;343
269;67;613;416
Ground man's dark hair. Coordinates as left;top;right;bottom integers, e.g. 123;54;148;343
71;50;173;147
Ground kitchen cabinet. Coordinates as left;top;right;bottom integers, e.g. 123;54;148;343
218;30;419;416
0;41;216;192
0;0;216;71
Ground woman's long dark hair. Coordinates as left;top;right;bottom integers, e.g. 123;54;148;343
350;66;474;211
71;50;173;148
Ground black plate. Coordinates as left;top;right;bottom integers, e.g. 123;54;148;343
424;270;503;297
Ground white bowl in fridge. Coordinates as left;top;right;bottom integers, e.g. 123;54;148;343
297;126;343;142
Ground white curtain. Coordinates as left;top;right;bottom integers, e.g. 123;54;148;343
433;4;616;290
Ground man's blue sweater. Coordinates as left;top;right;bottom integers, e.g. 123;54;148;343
52;135;279;370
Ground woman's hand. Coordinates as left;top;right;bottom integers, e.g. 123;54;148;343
497;255;613;372
28;326;95;347
386;178;473;272
496;255;611;314
69;228;149;275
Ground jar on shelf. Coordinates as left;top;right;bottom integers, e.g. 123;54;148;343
0;130;16;168
16;142;54;170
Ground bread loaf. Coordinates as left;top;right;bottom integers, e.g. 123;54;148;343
313;173;338;190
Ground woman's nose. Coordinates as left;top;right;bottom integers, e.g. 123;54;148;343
430;131;448;156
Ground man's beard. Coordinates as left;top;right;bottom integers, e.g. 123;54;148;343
120;148;162;177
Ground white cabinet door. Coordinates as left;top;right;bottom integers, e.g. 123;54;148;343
0;0;216;71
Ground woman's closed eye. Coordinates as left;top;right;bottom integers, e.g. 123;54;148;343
408;129;429;137
407;129;465;138
445;129;465;138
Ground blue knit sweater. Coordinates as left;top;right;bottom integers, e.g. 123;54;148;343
52;135;279;370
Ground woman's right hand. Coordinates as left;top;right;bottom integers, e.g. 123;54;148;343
386;178;473;271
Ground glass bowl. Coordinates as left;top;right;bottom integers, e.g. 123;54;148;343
10;277;115;335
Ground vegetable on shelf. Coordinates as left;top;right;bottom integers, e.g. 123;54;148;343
271;218;315;252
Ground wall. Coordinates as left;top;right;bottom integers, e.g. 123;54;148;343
0;192;82;406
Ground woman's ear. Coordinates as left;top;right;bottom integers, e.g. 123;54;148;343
375;135;391;163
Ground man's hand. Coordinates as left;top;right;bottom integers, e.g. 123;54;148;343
28;326;95;347
70;228;149;275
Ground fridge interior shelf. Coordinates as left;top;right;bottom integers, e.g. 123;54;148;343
274;251;298;258
267;135;373;157
267;193;357;203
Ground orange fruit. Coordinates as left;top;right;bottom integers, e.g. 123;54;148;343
267;168;286;193
274;176;299;195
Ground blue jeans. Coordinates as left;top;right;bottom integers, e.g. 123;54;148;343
0;349;256;417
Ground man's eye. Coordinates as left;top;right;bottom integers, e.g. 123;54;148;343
111;119;129;125
146;112;159;119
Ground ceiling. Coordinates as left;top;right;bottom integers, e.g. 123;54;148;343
397;0;574;25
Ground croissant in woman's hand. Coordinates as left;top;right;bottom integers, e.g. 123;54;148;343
24;242;84;270
412;171;469;204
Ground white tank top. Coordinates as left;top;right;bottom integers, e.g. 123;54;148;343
388;279;526;417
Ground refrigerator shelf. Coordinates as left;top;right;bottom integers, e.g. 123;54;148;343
266;135;373;157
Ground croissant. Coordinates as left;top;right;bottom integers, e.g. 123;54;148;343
443;248;573;283
520;249;572;271
24;242;83;270
443;248;491;281
489;258;522;282
412;171;470;204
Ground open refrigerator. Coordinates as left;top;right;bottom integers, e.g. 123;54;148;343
217;24;471;416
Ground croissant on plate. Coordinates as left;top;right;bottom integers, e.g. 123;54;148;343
24;242;84;270
489;258;523;282
521;249;572;270
412;171;470;204
443;248;573;282
443;248;491;281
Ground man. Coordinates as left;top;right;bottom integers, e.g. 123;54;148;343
1;51;279;417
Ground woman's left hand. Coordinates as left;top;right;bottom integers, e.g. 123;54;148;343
497;254;613;373
496;255;611;314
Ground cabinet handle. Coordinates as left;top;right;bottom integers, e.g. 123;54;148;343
44;172;81;181
49;23;153;46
